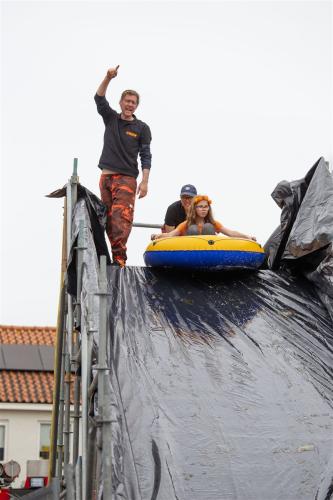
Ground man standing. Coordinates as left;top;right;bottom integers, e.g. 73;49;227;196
163;184;197;232
95;65;152;267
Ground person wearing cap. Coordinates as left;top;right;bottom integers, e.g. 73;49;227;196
163;184;198;233
152;195;257;241
95;65;152;267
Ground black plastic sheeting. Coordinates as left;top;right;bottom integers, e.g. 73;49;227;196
60;164;333;499
47;183;111;297
106;266;333;500
265;157;333;321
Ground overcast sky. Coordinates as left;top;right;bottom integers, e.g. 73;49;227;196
1;0;332;326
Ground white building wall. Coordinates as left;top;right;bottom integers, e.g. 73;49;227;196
0;404;52;487
0;403;81;488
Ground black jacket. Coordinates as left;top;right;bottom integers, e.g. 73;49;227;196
95;94;152;178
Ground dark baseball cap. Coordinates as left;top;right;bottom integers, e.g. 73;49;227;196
180;184;197;197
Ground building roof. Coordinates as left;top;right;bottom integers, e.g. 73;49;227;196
0;370;54;404
0;325;57;404
0;325;56;346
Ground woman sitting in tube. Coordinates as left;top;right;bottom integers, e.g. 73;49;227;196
151;195;256;241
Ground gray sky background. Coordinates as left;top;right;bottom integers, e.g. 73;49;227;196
1;0;332;326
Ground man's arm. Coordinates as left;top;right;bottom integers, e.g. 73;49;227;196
138;124;152;199
96;66;119;96
137;168;150;199
163;202;185;232
163;204;178;232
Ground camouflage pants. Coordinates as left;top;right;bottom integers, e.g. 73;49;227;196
99;174;137;262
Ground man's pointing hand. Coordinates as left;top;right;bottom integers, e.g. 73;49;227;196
107;65;120;79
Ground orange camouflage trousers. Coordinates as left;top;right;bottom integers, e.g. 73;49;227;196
99;174;137;262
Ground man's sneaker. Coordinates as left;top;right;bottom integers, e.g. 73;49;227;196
112;257;126;268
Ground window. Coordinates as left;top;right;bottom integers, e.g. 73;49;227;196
39;423;51;460
0;425;5;461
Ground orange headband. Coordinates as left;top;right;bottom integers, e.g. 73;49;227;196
193;195;212;205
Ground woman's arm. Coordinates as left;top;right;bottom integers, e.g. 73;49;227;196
151;221;186;240
151;228;181;240
219;225;257;241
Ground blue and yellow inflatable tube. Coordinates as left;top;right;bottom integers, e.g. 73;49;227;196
144;235;265;270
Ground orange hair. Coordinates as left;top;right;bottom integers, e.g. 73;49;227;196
193;195;212;205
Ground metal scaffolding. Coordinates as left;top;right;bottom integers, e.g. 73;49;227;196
46;159;111;500
44;159;163;500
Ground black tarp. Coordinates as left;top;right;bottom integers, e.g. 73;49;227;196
47;184;111;297
65;166;333;499
264;157;333;321
105;266;333;500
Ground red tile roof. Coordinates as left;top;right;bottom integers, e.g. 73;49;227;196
0;371;54;404
0;326;71;405
0;325;56;346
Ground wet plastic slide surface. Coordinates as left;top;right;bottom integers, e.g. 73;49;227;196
106;266;333;500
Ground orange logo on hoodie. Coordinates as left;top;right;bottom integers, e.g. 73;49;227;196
126;131;138;139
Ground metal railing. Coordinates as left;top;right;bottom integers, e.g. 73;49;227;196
133;222;162;229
